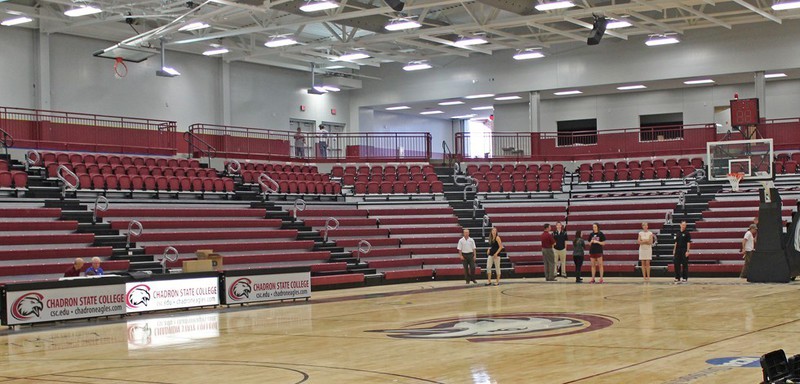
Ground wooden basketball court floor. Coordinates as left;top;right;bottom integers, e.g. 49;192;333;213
1;277;798;383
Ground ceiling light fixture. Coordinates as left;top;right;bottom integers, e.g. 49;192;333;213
178;21;209;32
464;93;495;99
645;34;680;46
202;47;229;56
386;106;411;110
322;85;341;92
155;39;180;78
454;36;488;47
1;16;33;26
299;0;339;12
765;73;787;78
420;110;444;115
439;101;464;106
606;19;632;29
471;106;494;111
683;79;715;85
265;36;298;48
402;61;432;71
385;18;421;31
772;0;800;10
495;96;522;101
616;85;647;90
513;49;545;60
64;5;102;17
452;114;477;119
534;1;575;11
338;51;370;61
554;90;582;96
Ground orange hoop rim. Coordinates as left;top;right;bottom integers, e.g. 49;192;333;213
114;57;128;78
726;172;745;180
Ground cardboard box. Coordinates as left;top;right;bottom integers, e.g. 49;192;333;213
183;259;213;273
207;254;223;271
196;249;214;259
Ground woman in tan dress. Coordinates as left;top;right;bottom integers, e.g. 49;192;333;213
638;222;654;281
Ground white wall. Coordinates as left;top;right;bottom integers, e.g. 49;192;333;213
493;103;530;132
367;110;454;155
0;28;36;109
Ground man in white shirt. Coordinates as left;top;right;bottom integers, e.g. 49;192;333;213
457;229;478;284
740;224;757;279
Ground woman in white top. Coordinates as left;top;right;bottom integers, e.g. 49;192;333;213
638;222;654;281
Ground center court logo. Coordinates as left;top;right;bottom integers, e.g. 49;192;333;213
126;284;151;309
228;278;252;301
370;312;615;342
11;292;44;321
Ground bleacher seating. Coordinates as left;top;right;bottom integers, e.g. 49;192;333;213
229;161;342;195
577;157;704;182
333;164;443;195
463;163;564;193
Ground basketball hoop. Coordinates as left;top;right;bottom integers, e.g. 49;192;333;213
114;57;128;79
727;172;744;192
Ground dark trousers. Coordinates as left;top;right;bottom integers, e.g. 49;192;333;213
462;255;476;282
674;249;688;280
573;255;584;280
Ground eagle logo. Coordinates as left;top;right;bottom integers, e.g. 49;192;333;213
11;293;44;321
370;313;615;342
127;322;153;346
126;284;151;308
228;278;252;301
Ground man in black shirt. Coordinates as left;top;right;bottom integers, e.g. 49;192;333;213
552;222;568;278
673;221;692;284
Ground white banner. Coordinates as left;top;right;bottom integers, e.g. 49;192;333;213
224;272;311;304
125;277;219;313
127;313;220;350
5;284;125;325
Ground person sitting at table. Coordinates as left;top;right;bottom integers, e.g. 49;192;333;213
85;257;104;276
64;258;85;277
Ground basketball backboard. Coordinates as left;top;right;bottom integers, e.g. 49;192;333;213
706;138;773;181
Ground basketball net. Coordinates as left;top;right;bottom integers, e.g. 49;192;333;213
726;172;744;192
114;57;128;79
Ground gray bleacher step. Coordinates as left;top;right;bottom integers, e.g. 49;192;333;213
249;201;279;209
344;268;377;275
93;234;129;246
60;211;95;222
364;273;384;285
44;199;87;210
265;211;292;220
128;261;164;273
449;200;476;210
282;221;310;230
25;186;66;198
297;231;323;241
443;183;465;192
114;254;154;263
444;191;476;201
112;247;146;257
317;244;345;253
76;223;120;236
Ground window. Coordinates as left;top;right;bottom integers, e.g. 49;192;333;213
556;119;597;146
639;113;684;141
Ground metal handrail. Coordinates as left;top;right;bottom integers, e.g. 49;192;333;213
452;162;461;180
0;128;14;155
25;150;41;171
160;246;179;274
472;199;480;220
356;239;371;262
462;177;477;201
183;130;217;163
226;159;241;174
481;215;491;238
126;220;143;249
442;140;454;166
678;191;686;211
323;217;339;243
57;165;79;198
258;173;280;194
665;211;673;225
92;195;109;224
293;198;306;220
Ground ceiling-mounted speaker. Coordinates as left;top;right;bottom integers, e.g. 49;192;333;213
383;0;404;11
587;15;607;45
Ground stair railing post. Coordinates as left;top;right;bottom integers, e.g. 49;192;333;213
126;220;143;252
93;195;109;224
356;240;372;262
324;217;339;243
160;246;179;274
293;198;306;220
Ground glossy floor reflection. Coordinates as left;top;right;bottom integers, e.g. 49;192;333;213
1;277;798;383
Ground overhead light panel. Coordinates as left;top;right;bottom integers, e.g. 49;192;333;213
772;0;800;10
765;73;787;78
554;90;582;96
471;106;494;111
402;61;432;71
178;21;209;32
420;110;444;115
465;94;495;99
535;1;575;11
386;106;411;110
326;65;346;70
452;114;476;119
617;85;647;90
64;6;102;17
338;51;370;61
322;85;340;92
265;36;298;48
606;20;632;29
1;16;33;26
438;101;464;106
513;49;545;60
202;47;229;56
683;79;714;85
385;18;421;31
454;36;488;47
495;96;522;101
157;67;181;77
300;0;339;12
645;34;680;46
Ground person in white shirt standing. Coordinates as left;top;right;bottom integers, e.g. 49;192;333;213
740;224;757;279
317;124;329;159
457;229;478;284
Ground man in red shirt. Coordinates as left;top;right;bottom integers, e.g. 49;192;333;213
64;258;85;277
541;224;556;281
